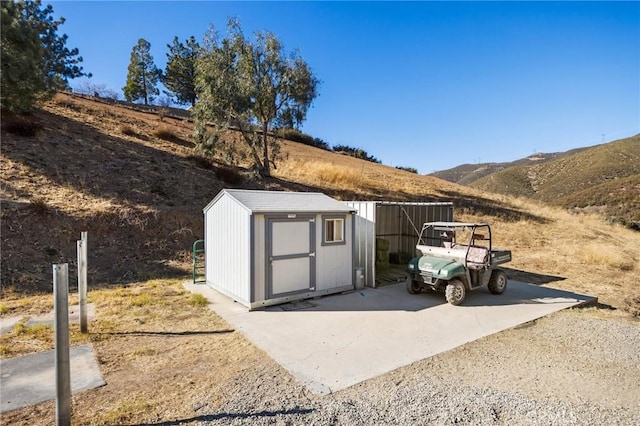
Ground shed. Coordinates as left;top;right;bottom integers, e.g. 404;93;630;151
203;189;355;309
345;201;454;287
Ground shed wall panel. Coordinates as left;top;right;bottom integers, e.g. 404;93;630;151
253;215;266;302
316;216;353;290
346;202;376;287
205;194;251;304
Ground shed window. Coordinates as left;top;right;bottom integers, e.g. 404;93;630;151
324;217;345;244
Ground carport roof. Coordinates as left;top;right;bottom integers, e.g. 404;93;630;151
206;189;354;214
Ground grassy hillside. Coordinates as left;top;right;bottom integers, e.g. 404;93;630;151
431;148;589;185
1;93;639;316
469;135;640;229
1;93;521;294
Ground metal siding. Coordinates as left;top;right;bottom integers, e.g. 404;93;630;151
345;202;377;287
205;193;251;306
345;201;453;288
316;214;353;291
253;215;266;303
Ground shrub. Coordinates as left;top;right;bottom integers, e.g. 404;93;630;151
2;114;43;137
276;128;331;151
333;144;381;163
189;293;208;307
30;197;50;215
152;125;178;142
120;125;137;136
186;154;215;170
396;166;418;174
216;165;242;184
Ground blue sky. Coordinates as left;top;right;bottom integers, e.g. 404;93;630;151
50;1;639;173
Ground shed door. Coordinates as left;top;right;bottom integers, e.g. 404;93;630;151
267;217;316;298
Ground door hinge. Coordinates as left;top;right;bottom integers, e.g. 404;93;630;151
309;218;315;223
309;252;315;257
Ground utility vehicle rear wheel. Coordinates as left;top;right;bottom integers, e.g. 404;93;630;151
488;269;507;294
406;276;422;294
445;279;466;305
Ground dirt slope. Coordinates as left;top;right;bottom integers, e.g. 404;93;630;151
2;93;506;294
1;93;639;426
469;134;640;228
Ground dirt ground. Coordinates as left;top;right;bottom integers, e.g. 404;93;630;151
1;93;639;424
1;280;639;425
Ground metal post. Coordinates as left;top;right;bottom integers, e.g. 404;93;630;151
78;231;88;333
54;263;71;426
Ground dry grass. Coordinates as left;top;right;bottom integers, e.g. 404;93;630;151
0;278;266;425
277;159;375;192
459;197;640;314
2;92;640;425
577;244;635;271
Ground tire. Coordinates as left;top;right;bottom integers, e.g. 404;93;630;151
488;269;507;295
445;279;466;305
406;276;422;294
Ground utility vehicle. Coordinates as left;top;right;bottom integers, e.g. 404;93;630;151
405;222;512;305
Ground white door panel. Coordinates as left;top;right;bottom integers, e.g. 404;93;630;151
272;257;311;294
272;221;310;256
268;218;316;298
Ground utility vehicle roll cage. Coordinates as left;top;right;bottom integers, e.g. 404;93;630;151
417;221;492;251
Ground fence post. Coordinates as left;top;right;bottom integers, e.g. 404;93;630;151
77;231;88;333
54;263;71;426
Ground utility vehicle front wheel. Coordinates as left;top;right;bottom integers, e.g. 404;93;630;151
488;270;507;295
445;279;466;305
406;276;422;294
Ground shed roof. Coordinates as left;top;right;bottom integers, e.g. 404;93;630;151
205;189;354;214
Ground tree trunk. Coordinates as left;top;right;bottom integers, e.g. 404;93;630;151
142;70;148;105
261;121;270;177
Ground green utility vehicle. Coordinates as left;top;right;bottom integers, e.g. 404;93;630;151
406;222;512;305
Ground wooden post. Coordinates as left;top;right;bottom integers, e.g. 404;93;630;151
77;231;88;333
54;263;71;426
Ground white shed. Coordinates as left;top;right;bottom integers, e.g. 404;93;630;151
203;189;355;309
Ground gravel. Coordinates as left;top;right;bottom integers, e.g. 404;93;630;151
184;311;640;425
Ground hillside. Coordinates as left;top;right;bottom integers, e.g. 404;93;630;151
1;93;639;317
430;148;589;185
469;135;640;229
1;92;500;294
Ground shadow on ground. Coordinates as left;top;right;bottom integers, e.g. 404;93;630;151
503;267;566;285
133;408;315;425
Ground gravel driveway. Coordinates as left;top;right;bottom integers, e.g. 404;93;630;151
187;310;639;425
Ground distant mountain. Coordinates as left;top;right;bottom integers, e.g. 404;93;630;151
430;148;589;185
461;135;640;229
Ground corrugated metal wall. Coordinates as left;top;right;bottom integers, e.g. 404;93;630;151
376;202;454;256
346;202;377;288
347;201;453;287
205;194;251;305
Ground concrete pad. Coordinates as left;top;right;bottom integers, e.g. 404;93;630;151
0;304;96;335
0;344;105;413
184;281;594;395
